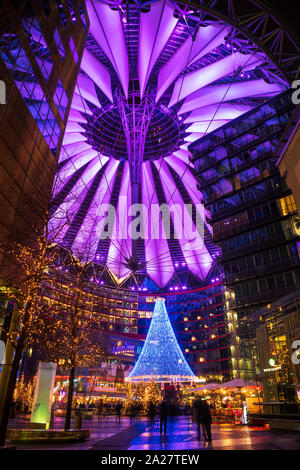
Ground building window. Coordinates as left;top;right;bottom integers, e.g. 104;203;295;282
278;195;297;216
69;36;78;63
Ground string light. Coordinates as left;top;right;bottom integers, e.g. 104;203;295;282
126;298;195;382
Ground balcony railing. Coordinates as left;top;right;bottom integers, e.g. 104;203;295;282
212;211;289;241
210;187;289;221
221;231;297;261
234;285;299;307
202;167;278;204
225;256;300;283
193;113;290;167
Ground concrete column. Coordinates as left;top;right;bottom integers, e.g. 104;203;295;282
30;361;57;429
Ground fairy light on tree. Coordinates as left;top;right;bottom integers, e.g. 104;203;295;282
13;373;36;412
124;380;162;416
0;214;67;445
143;379;162;415
124;382;136;415
29;250;109;431
0;175;93;442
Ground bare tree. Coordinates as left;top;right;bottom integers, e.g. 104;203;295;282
0;149;107;440
0;216;67;444
0;169;76;443
29;251;109;430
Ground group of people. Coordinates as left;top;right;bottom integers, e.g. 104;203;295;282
158;397;212;442
95;400;123;421
9;400;30;418
127;401;142;423
93;396;213;443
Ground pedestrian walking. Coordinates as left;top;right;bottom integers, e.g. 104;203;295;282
128;403;135;424
159;399;169;436
192;396;204;440
202;400;212;443
97;401;103;421
115;401;123;423
148;401;156;424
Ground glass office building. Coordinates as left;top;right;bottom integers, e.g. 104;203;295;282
137;283;231;381
0;0;88;254
190;91;300;379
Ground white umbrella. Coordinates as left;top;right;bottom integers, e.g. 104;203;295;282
220;379;257;389
194;383;220;391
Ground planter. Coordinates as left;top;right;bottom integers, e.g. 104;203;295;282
7;429;90;443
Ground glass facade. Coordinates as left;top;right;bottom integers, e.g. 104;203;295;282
0;0;86;157
38;269;140;338
137;283;231;381
253;291;300;414
0;0;88;256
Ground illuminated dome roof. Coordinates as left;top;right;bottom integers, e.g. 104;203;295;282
51;0;288;287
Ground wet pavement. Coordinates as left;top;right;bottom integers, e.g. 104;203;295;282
6;415;300;450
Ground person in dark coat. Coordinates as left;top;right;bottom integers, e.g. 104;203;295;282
148;401;156;423
97;401;103;421
10;401;16;419
115;401;123;422
128;403;136;424
201;400;212;443
159;399;169;436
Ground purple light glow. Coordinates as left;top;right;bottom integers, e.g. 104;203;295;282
142;161;174;287
179;80;282;114
156;24;229;102
139;0;177;99
81;48;113;103
69;158;119;261
106;162;132;281
51;0;288;288
86;0;129;98
154;158;213;279
75;74;102;108
184;103;252;123
70;93;93;114
169;52;264;107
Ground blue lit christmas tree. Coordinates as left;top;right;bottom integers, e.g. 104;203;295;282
127;298;195;383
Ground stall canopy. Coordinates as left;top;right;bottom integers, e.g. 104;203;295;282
220;379;257;389
194;383;220;391
195;379;258;392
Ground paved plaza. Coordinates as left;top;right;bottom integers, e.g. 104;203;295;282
6;415;300;451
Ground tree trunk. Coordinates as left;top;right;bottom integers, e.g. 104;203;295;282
0;300;31;446
65;366;75;430
0;332;24;446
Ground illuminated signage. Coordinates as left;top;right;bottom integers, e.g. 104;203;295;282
112;341;135;357
263;365;281;372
